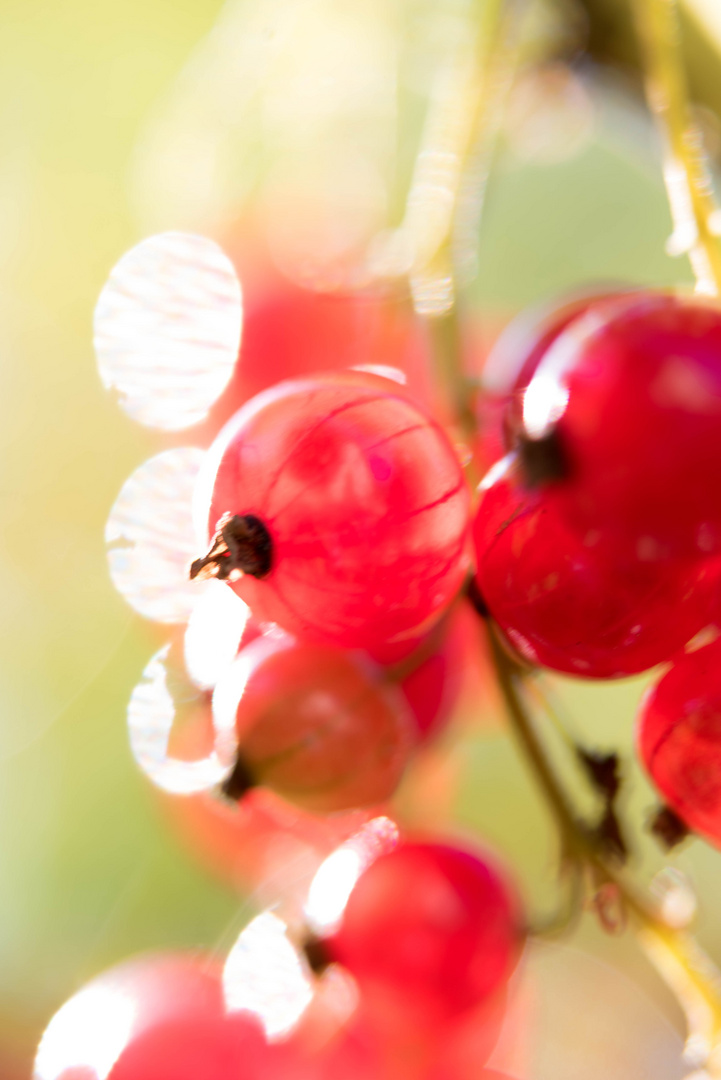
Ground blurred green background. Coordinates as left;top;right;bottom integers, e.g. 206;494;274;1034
2;0;721;1077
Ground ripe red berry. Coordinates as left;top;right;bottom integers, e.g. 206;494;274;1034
33;954;274;1080
320;840;521;1027
637;637;721;846
473;456;716;677
193;374;470;650
521;291;721;557
477;288;632;468
213;631;414;813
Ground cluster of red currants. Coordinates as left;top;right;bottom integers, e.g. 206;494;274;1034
36;228;721;1077
36;248;523;1080
475;287;721;848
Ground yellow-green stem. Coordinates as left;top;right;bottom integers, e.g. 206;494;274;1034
632;0;721;294
488;622;721;1073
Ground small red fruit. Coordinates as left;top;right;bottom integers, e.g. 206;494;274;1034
473;456;716;678
320;840;522;1027
213;631;414;813
521;292;721;557
193;374;470;650
637;637;721;846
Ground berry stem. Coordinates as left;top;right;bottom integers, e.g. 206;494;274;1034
379;0;524;317
632;0;721;294
487;622;721;1073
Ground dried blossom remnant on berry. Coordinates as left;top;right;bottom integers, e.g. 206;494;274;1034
219;752;257;802
517;427;568;487
190;513;273;582
301;933;332;977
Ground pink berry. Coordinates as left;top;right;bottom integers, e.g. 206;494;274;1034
473;457;716;677
321;840;521;1026
34;954;274;1080
213;631;414;813
637;637;721;846
521;291;721;557
193;374;470;650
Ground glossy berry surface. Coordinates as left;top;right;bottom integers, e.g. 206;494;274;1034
322;840;521;1026
195;374;470;650
477;288;631;467
33;953;274;1080
473;457;716;678
637;638;721;846
522;292;721;557
213;632;413;813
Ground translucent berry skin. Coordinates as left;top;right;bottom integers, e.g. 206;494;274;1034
523;292;721;557
213;632;414;813
637;638;721;845
322;840;521;1026
33;954;274;1080
196;375;470;650
473;458;716;678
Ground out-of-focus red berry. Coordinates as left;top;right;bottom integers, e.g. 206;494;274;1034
195;374;470;650
34;954;274;1080
637;637;721;845
322;840;522;1027
522;292;721;558
192;237;436;444
155;638;386;897
473;457;717;678
213;632;414;813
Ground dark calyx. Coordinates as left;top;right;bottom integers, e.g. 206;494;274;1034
650;805;691;851
517;428;568;487
301;933;332;976
190;513;273;581
219;753;257;802
466;576;490;618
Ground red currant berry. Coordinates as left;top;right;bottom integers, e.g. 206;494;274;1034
476;288;633;469
473;457;716;677
522;291;721;557
320;840;522;1027
193;374;470;650
637;637;721;846
213;631;414;813
33;954;273;1080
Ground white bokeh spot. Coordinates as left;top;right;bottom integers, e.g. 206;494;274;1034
34;985;136;1080
106;447;207;624
128;643;231;795
94;232;242;431
223;911;313;1039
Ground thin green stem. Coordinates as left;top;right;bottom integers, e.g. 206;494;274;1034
632;0;721;294
488;621;721;1074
